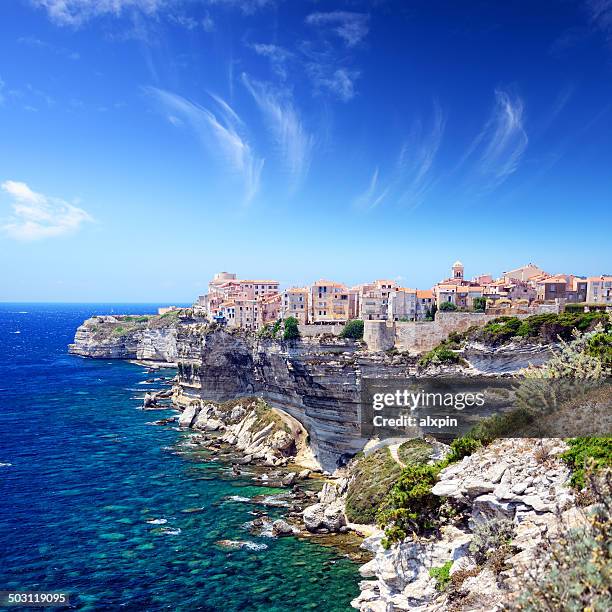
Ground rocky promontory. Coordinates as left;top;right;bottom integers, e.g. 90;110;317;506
69;311;187;362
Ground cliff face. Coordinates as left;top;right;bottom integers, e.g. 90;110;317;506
69;317;552;471
172;326;415;472
68;315;179;362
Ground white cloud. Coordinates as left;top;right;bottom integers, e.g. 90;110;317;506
31;0;168;26
308;66;360;102
145;86;264;205
1;180;92;240
252;43;293;79
354;102;446;211
242;74;314;191
306;11;370;47
208;0;279;15
353;167;389;210
587;0;612;39
397;101;446;206
167;12;215;31
470;90;528;191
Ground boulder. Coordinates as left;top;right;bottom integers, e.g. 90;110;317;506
178;404;199;428
271;519;297;536
303;500;346;533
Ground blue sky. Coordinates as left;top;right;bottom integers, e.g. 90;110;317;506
1;0;611;302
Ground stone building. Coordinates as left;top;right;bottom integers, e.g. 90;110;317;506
281;287;310;324
586;275;612;304
309;280;356;323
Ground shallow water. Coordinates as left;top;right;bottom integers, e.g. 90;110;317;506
0;304;359;611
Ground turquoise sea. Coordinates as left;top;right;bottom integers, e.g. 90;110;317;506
0;304;360;611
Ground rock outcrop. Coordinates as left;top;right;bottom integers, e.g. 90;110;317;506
302;479;350;533
69;314;181;362
352;438;578;611
179;398;307;467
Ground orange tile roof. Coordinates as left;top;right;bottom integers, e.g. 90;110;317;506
586;275;612;281
417;290;433;298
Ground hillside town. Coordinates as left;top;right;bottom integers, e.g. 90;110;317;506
184;262;612;332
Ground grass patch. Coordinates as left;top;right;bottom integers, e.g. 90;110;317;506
377;435;484;548
345;447;403;524
560;437;612;488
397;439;434;465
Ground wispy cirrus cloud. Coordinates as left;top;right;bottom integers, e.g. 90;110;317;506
307;65;360;102
353;167;390;210
252;43;293;80
460;90;528;194
396;102;446;206
31;0;168;26
354;102;446;210
586;0;612;40
305;11;370;47
1;180;92;240
209;0;280;15
242;74;314;191
144;86;264;205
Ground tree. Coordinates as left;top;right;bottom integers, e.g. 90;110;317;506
473;297;487;312
340;319;364;340
439;301;457;312
283;316;300;340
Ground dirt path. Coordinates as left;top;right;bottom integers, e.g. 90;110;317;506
388;442;406;467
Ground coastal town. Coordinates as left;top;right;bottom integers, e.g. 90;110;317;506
161;262;612;332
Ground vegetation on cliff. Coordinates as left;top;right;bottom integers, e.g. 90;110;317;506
376;436;482;548
473;311;609;346
283;317;301;340
340;320;364;340
518;468;612;611
344;448;403;524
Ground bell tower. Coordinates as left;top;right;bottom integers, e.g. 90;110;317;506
452;260;464;280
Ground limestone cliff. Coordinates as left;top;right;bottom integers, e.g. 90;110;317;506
172;325;414;472
68;314;181;362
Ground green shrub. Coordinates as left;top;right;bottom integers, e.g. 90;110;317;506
283;316;300;340
474;312;610;346
439;302;457;312
345;448;403;524
465;407;535;445
419;346;466;368
468;518;514;565
586;331;612;369
561;437;612;488
445;437;482;464
478;316;522;345
473;297;486;312
429;561;452;591
377;463;443;547
340;319;364;340
258;319;282;339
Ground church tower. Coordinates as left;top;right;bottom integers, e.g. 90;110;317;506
452;260;464;280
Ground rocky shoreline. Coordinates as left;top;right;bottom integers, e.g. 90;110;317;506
69;314;605;612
